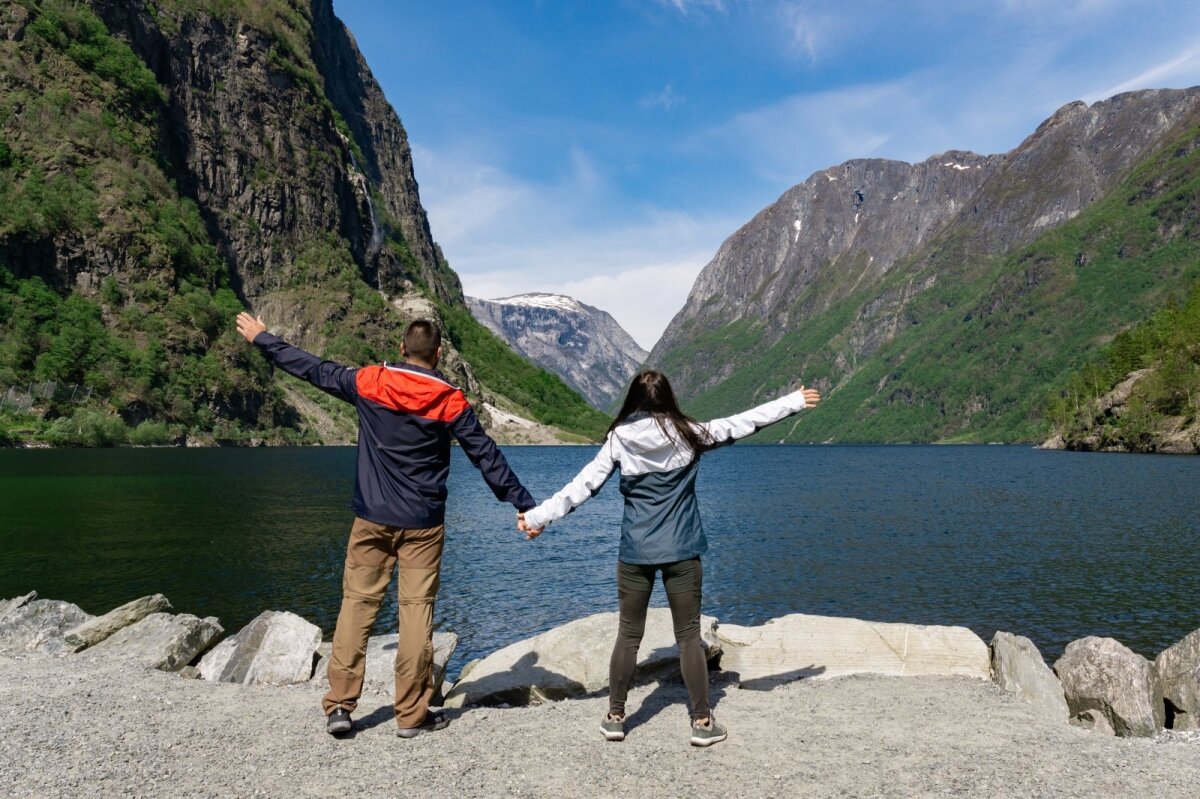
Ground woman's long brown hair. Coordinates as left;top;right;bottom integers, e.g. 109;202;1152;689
609;370;714;456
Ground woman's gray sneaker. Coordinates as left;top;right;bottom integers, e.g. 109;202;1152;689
689;716;727;747
396;711;450;739
326;708;352;735
601;714;625;741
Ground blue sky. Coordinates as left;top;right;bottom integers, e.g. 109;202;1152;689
332;0;1200;349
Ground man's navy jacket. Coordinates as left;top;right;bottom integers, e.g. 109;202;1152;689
253;332;535;528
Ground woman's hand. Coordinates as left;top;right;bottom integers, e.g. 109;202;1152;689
801;386;821;407
517;512;544;541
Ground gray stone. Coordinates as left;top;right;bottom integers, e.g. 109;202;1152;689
0;598;93;657
90;612;223;672
715;614;990;689
0;591;36;622
312;632;457;697
63;594;172;651
1155;627;1200;731
445;611;719;708
1053;636;1164;737
1070;708;1116;736
198;611;322;685
990;632;1070;722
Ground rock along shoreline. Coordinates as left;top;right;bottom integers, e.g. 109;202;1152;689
1;590;1198;798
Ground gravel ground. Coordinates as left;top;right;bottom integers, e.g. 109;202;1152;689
1;652;1196;798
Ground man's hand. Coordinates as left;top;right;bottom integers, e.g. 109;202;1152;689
236;312;267;344
517;512;544;541
801;386;821;407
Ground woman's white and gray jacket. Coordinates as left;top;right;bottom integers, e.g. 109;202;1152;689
522;389;810;565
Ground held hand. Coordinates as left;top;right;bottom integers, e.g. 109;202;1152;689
801;386;821;407
236;312;267;344
516;512;544;541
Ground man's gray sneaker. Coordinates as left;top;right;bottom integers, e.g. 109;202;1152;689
689;716;727;747
326;708;352;735
396;711;450;739
601;714;625;742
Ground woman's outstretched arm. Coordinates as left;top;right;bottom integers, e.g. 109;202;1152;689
521;436;619;532
702;386;821;447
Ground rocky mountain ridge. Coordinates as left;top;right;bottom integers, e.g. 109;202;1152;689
467;293;647;409
649;87;1200;442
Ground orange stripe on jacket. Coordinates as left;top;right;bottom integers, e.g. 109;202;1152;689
355;365;469;422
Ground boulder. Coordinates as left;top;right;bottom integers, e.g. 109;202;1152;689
990;632;1070;722
63;594;172;651
715;614;990;688
0;598;93;657
1053;636;1164;737
90;612;223;672
311;631;458;698
1155;628;1200;730
445;610;720;708
199;610;322;685
0;591;36;622
1039;434;1066;451
1070;708;1116;736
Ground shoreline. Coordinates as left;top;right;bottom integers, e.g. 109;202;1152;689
2;650;1197;798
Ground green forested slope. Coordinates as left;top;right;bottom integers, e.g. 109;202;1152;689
682;117;1200;443
0;1;607;445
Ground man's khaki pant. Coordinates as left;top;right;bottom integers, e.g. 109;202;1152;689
321;517;444;728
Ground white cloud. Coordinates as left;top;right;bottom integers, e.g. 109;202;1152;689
640;82;684;111
414;143;732;350
1083;39;1200;102
776;3;841;62
657;0;727;16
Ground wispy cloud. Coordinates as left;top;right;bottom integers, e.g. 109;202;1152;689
640;82;684;111
413;143;733;349
1084;39;1200;102
776;2;841;62
657;0;727;17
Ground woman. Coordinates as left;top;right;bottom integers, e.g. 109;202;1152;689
518;370;821;747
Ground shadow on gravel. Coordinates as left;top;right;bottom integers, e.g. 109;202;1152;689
623;673;730;733
348;704;397;735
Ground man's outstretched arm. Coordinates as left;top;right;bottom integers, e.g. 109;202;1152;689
450;406;536;512
236;312;358;404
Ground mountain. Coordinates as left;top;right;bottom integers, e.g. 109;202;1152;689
466;293;647;409
0;0;607;445
649;87;1200;443
1043;280;1200;454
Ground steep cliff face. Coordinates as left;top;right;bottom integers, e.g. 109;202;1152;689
650;88;1200;442
90;0;454;303
467;293;647;409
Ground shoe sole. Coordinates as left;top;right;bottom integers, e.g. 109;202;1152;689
689;732;727;747
327;720;352;735
600;726;625;741
397;719;450;739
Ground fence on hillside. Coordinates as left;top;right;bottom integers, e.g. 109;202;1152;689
0;382;92;414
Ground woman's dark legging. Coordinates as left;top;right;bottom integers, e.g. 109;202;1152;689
608;557;709;721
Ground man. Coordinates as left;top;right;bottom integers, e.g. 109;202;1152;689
235;312;536;738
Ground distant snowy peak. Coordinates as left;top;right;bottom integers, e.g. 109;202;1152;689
467;293;647;410
489;293;586;313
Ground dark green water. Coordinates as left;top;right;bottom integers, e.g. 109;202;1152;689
1;445;1198;675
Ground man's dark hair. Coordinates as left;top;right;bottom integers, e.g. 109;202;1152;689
404;320;441;363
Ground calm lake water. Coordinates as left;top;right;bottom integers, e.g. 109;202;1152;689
1;445;1197;676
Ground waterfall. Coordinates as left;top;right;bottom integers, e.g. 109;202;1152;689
345;144;384;261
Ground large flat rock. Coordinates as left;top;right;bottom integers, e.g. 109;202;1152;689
715;614;990;688
311;632;458;697
0;598;93;657
1155;627;1200;731
64;594;172;652
90;612;223;672
991;631;1070;722
1054;636;1164;737
199;610;322;685
444;610;719;708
